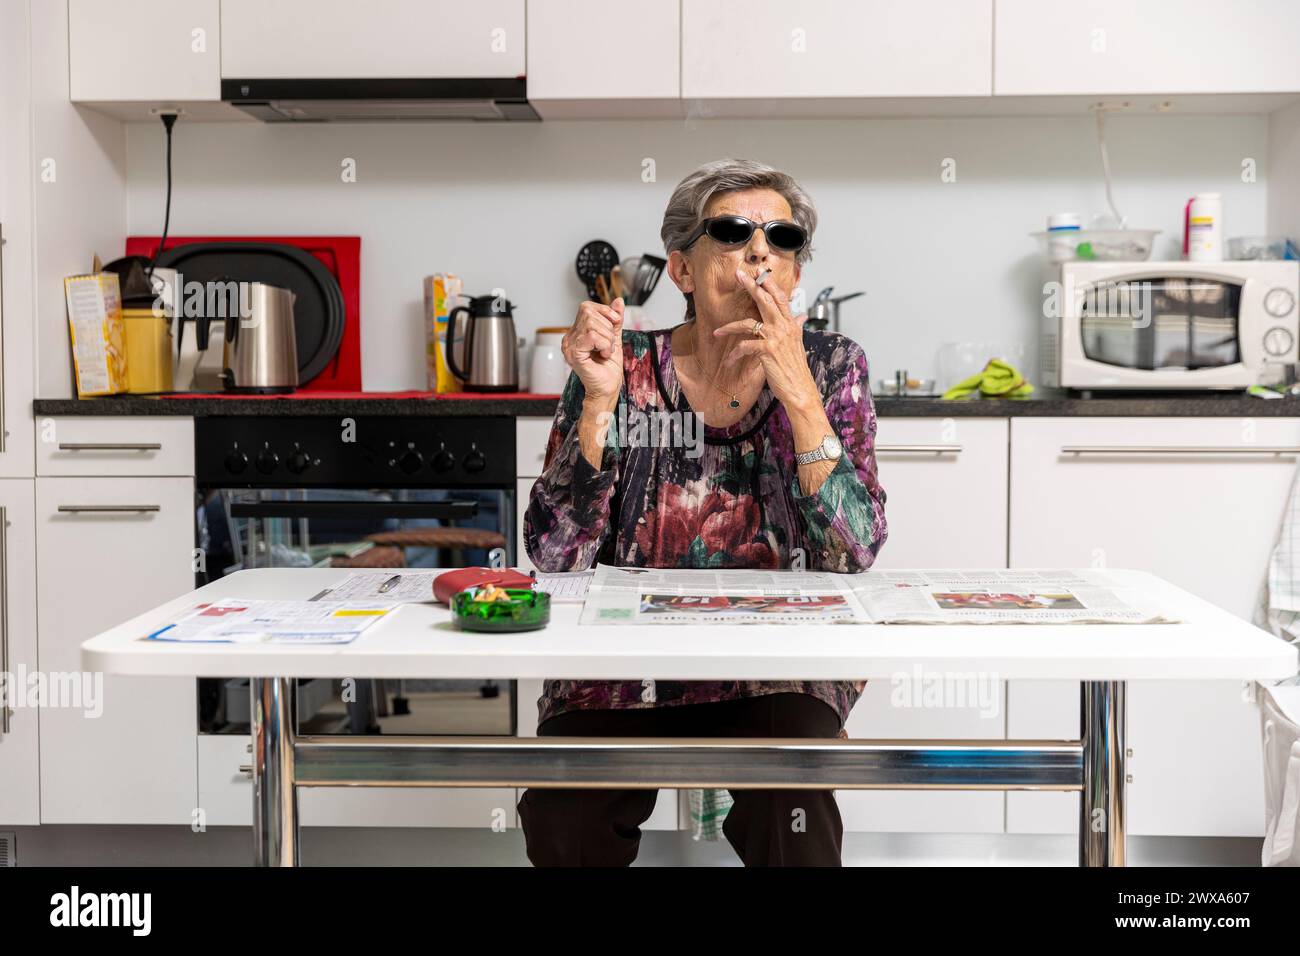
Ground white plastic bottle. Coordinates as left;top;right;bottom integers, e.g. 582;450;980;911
1185;193;1224;261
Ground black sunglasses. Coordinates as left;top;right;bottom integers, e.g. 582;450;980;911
682;215;808;253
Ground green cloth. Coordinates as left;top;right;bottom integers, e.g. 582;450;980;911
941;358;1034;400
689;788;733;841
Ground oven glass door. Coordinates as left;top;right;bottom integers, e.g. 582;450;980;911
1079;276;1242;370
196;487;515;736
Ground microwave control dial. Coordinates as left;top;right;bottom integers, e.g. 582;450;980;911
1264;326;1294;357
1264;287;1295;318
255;443;280;475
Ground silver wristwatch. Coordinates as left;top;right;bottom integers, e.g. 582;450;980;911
795;435;843;466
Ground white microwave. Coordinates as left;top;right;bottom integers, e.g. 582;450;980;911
1043;260;1300;390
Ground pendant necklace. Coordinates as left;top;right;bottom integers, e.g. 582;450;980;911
692;353;741;409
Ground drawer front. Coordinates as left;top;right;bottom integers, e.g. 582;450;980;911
871;417;1008;570
37;417;194;477
516;417;553;479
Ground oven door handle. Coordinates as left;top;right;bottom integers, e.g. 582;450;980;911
229;500;479;520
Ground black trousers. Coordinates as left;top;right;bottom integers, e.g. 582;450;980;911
517;692;845;867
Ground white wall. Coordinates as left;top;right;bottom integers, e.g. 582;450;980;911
31;0;128;399
1268;100;1300;243
123;114;1269;392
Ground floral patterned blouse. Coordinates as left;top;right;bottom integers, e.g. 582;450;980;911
524;325;888;729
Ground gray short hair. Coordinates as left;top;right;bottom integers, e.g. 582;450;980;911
660;158;817;267
660;159;817;319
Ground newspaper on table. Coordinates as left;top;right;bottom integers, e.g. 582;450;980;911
580;565;873;625
580;565;1177;626
851;569;1177;625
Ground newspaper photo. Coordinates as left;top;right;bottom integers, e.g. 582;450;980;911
851;569;1178;625
580;565;873;625
579;566;1177;625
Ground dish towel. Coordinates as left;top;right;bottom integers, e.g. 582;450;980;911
1259;681;1300;866
1255;463;1300;647
688;788;733;841
941;358;1034;400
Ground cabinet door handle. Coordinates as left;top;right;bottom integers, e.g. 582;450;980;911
56;504;161;514
0;506;9;735
56;442;162;452
1061;445;1300;455
876;444;963;454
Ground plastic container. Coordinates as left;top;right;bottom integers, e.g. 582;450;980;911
1031;228;1159;263
1045;213;1083;262
1184;193;1224;261
451;587;550;632
1227;236;1292;261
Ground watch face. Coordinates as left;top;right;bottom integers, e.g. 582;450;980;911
822;435;843;459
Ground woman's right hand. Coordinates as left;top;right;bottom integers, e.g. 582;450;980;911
563;298;624;408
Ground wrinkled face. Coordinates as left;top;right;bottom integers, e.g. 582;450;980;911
668;188;803;326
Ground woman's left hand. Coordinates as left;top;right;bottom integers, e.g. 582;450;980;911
714;268;821;415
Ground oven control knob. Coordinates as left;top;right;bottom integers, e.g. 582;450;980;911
1264;326;1294;356
255;445;279;475
1264;287;1295;318
463;447;487;474
224;447;249;474
286;448;315;475
432;448;456;473
398;449;424;475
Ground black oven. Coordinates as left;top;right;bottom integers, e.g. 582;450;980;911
193;415;517;737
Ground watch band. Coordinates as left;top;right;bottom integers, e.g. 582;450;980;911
795;436;840;466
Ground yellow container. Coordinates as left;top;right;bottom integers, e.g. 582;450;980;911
122;307;174;394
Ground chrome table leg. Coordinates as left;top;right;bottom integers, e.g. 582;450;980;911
251;677;299;867
1079;680;1126;867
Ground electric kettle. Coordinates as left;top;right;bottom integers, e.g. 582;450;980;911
446;294;520;391
215;282;299;393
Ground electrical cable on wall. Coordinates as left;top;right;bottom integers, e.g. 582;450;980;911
147;111;178;280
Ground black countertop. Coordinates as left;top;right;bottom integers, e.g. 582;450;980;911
30;391;1300;418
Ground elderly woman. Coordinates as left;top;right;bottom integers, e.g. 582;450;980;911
519;159;887;867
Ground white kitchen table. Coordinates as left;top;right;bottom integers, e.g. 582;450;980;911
81;568;1297;868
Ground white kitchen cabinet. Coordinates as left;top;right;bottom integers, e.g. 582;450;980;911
841;417;1010;833
869;417;1008;570
37;475;198;824
527;0;682;118
0;3;35;479
222;0;526;79
69;0;221;103
995;0;1300;96
0;480;38;824
840;678;1006;834
1007;417;1300;836
36;416;194;477
682;0;993;102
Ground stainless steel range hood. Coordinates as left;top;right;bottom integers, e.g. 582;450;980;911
221;78;539;122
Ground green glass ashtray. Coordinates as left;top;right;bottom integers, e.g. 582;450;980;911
451;587;550;632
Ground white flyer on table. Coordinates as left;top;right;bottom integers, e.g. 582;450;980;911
579;565;872;625
146;598;397;644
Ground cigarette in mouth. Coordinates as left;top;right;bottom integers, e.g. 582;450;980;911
754;268;772;286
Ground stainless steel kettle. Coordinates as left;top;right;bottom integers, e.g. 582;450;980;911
446;294;520;392
220;282;299;393
806;286;864;332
